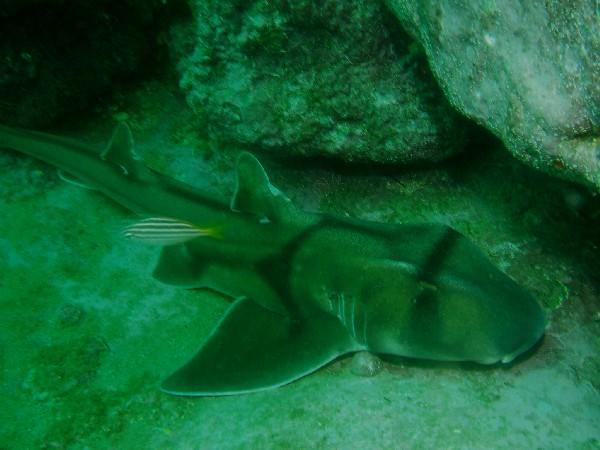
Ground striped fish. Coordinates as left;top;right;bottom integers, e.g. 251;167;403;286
123;217;221;246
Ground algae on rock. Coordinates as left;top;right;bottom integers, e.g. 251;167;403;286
384;0;600;190
176;0;468;164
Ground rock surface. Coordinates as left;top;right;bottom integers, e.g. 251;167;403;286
384;0;600;190
176;0;468;163
350;351;383;377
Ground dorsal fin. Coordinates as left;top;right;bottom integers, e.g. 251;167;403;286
101;122;140;176
230;152;296;222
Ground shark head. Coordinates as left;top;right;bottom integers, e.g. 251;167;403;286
290;217;546;366
350;224;547;365
363;266;546;365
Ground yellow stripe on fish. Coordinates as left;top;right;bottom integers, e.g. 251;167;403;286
123;217;221;245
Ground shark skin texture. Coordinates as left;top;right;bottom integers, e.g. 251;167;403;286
0;123;546;396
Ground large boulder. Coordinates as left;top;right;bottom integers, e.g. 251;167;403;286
176;0;468;163
385;0;600;190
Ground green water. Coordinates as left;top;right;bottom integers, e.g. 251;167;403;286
1;1;599;449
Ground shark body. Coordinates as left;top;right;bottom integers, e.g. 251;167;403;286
0;123;546;396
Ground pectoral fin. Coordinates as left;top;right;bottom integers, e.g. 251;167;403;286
161;297;359;396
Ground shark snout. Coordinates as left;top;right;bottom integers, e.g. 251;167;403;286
489;295;546;365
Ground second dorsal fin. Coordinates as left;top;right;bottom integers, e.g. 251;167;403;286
230;152;296;223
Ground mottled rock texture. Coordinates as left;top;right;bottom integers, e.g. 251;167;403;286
0;0;184;127
177;0;468;163
385;0;600;190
